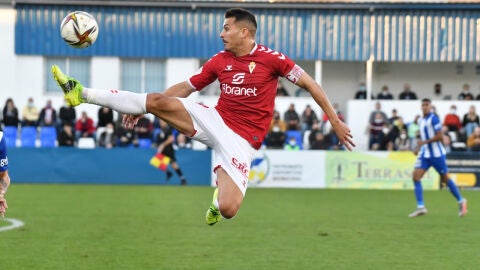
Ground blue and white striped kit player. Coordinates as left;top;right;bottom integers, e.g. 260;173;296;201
409;99;467;218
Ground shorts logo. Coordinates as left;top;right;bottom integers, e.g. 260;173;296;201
231;157;249;180
232;73;245;85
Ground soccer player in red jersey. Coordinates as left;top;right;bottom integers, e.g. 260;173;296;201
52;8;355;225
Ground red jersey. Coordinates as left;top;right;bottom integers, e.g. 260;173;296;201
188;43;304;149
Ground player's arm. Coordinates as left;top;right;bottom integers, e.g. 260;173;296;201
162;81;196;98
296;72;355;150
0;171;10;218
417;130;443;146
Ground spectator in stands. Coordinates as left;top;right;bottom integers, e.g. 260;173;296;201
466;126;480;151
368;101;388;126
38;99;57;127
395;128;410;151
97;107;114;128
269;110;287;132
385;117;406;151
276;81;289;96
58;100;76;131
432;83;445;100
283;103;300;130
309;131;331;150
115;113;136;147
21;97;39;127
443;105;462;132
462;105;479;138
388;108;400;125
376;85;394;100
98;122;117;149
57;123;75;147
398;83;418;100
368;112;387;150
458;83;474;100
308;122;323;147
284;136;300;150
300;105;318;132
2;98;19;128
75;111;96;140
407;115;420;150
354;82;368;99
265;123;286;149
134;115;153;139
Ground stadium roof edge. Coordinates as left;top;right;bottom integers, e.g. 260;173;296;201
11;0;480;10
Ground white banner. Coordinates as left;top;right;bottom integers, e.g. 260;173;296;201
211;150;326;189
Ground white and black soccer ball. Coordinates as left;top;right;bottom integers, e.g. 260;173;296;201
60;11;99;49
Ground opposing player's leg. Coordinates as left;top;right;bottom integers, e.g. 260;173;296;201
433;157;467;217
51;65;195;136
409;168;427;218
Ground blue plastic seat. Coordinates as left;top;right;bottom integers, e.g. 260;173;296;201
40;126;57;147
137;138;152;148
21;126;37;147
3;126;18;147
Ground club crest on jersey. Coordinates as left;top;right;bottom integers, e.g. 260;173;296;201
248;62;256;74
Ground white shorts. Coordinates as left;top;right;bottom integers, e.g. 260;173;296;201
178;98;256;195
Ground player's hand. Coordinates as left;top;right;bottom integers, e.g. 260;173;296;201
332;121;355;151
0;197;8;218
122;114;143;129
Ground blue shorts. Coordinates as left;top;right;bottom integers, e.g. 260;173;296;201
414;156;448;175
0;134;8;172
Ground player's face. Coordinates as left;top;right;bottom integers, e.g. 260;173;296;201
421;101;431;115
220;18;244;52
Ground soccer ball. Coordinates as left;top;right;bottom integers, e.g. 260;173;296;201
60;11;99;49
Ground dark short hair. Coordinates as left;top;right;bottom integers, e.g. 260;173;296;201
422;98;431;103
225;8;257;29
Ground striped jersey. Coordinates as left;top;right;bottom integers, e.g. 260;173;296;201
188;43;304;149
418;113;446;158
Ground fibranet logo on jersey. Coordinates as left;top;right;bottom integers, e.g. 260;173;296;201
221;83;258;96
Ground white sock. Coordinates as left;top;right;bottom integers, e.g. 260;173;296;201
83;88;147;115
213;198;219;210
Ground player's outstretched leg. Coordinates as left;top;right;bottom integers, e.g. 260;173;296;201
205;188;221;226
51;65;85;107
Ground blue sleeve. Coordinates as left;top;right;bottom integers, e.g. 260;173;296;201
431;115;442;133
0;134;8;172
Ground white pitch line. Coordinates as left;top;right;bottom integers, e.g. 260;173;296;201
0;218;25;232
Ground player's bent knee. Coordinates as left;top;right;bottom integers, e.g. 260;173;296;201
219;203;240;219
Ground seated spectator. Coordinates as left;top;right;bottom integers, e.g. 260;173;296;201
369;112;387;150
443;105;462;132
21;97;39;127
265;124;286;149
368;101;388;125
300;105;318;132
75;111;96;140
398;83;418;100
407;115;420;150
116;125;135;147
284;136;300;151
97;107;114;128
98;122;117;149
269;110;287;132
467;126;480;151
309;132;331;150
458;83;474;100
276;82;289;96
2;98;19;127
58;100;77;131
134;115;153;139
57;123;75;147
283;103;300;130
385;117;406;151
354;82;368;99
394;129;410;151
462;105;479;138
388;108;399;125
38;99;57;127
443;132;452;154
376;85;394;100
432;83;444;100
